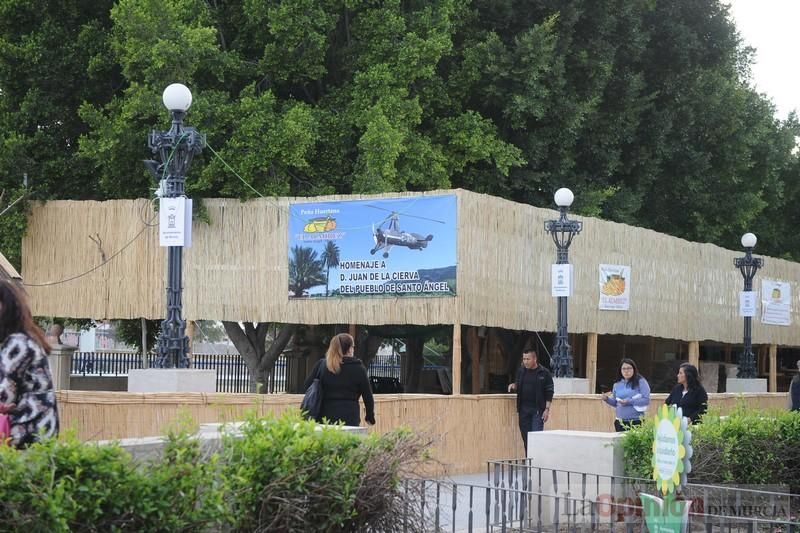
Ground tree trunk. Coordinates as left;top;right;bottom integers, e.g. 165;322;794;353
222;321;296;393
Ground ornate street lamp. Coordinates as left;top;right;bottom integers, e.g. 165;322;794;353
734;232;763;379
544;188;582;378
145;83;205;368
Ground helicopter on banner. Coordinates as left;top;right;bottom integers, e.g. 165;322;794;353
367;205;445;258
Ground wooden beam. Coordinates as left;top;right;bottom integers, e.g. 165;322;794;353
769;344;778;392
452;322;462;395
586;333;598;394
688;341;700;368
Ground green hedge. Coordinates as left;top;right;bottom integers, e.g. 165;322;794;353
621;405;800;488
0;412;428;532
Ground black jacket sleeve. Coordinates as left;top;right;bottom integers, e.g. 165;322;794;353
358;365;375;422
303;358;324;391
792;377;800;411
664;385;680;407
543;371;555;403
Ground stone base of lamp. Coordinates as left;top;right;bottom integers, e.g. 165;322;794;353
554;377;590;394
725;377;767;393
128;369;216;393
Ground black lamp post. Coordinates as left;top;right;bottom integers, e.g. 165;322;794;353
145;83;205;369
734;232;763;379
543;188;582;378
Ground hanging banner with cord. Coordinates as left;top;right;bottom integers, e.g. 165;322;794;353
288;195;457;299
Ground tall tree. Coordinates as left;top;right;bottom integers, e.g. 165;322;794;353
320;240;340;296
288;245;326;297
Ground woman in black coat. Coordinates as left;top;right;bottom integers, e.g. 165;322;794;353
304;333;375;427
665;363;708;423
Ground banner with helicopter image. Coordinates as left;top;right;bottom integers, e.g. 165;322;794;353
288;195;457;299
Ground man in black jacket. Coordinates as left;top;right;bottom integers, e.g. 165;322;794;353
508;349;554;452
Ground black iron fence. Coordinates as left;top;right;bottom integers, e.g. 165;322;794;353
70;350;435;395
70;351;286;394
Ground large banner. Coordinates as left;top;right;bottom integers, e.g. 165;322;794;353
288;195;457;299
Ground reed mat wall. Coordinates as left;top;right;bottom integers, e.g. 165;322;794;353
23;190;800;346
56;391;786;475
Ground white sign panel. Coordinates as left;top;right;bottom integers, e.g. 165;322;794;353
738;291;757;317
159;197;189;247
599;264;630;311
761;279;791;326
551;264;573;297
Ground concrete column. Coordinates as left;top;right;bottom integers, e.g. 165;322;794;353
452;322;461;395
688;341;700;368
586;333;598;394
48;344;76;390
769;344;778;392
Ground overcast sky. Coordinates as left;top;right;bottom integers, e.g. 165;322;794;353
726;0;800;120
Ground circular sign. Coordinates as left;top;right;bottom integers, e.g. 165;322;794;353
651;404;693;495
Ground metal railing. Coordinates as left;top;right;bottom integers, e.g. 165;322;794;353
70;351;288;394
472;459;800;532
406;475;799;532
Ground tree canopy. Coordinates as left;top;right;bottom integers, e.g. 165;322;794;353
1;0;797;267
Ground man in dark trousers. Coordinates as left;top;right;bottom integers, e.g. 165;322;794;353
508;349;554;452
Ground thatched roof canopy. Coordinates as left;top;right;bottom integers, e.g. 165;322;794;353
21;190;800;346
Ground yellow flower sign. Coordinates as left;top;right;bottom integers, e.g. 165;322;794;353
651;404;693;495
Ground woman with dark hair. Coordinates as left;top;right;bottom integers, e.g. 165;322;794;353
665;363;708;423
303;333;375;427
0;280;59;447
601;358;651;431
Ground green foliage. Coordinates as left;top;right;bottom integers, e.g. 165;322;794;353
1;0;799;273
0;430;226;532
0;412;429;532
622;406;800;489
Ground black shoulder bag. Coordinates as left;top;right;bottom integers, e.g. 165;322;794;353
300;360;325;421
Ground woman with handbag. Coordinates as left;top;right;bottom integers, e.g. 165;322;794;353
0;280;59;448
303;333;375;426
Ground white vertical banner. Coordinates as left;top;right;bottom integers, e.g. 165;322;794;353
738;291;757;317
761;279;791;326
159;197;187;247
551;264;573;297
599;264;631;310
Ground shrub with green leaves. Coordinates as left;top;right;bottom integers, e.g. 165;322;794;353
0;431;228;532
621;405;800;489
222;412;430;532
0;412;430;532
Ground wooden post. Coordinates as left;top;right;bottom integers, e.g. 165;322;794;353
348;324;356;337
587;333;598;394
688;341;700;368
452;322;462;395
769;344;778;392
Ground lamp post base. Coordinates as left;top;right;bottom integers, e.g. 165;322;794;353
554;377;590;394
128;368;217;393
725;377;767;393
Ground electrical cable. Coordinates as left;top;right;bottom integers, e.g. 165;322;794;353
23;213;157;287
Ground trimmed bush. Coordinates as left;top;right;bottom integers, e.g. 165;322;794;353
622;405;800;489
0;412;429;532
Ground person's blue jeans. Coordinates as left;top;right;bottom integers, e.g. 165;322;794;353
518;408;544;453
